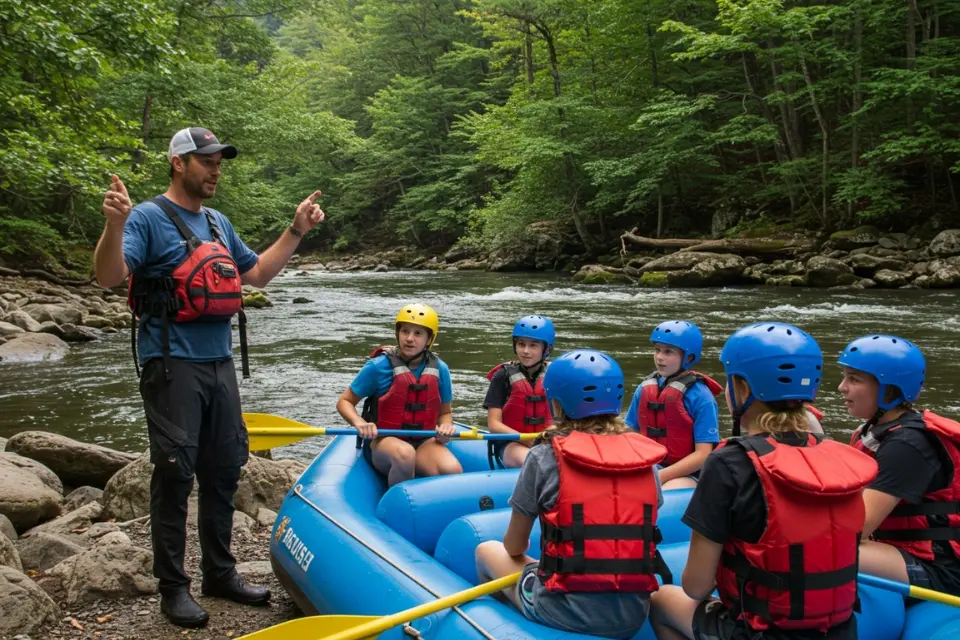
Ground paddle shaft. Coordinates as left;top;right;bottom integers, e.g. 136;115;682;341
322;572;521;640
859;573;960;608
246;426;539;441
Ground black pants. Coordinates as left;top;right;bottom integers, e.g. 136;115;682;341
692;600;858;640
139;358;249;593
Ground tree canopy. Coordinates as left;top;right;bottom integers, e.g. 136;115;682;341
1;0;957;270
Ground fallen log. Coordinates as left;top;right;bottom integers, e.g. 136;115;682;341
20;269;97;287
620;230;815;259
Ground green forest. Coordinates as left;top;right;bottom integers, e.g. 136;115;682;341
1;0;958;272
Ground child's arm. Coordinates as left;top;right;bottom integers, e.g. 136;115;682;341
435;402;455;443
681;531;723;599
659;443;714;484
336;388;377;439
503;511;536;557
484;369;516;434
487;408;514;434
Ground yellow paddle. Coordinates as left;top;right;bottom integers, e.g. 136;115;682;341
859;573;960;607
243;413;541;451
236;571;520;639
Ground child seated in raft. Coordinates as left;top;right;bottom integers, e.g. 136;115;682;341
335;303;461;487
626;320;722;489
476;349;670;640
483;315;556;468
839;335;960;597
650;322;877;640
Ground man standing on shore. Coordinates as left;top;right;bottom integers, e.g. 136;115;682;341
93;127;325;628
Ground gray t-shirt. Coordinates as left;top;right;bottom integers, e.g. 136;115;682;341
509;441;664;638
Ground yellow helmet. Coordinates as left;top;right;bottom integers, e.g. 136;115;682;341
395;303;439;347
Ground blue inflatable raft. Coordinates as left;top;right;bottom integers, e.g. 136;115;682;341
269;434;960;639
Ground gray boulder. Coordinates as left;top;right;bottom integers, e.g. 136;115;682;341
0;566;60;634
6;431;137;488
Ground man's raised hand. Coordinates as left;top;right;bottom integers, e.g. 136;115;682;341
293;190;326;234
102;175;132;226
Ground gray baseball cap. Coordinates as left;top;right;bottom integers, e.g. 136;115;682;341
167;127;238;160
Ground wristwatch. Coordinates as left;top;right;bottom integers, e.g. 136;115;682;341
287;225;304;238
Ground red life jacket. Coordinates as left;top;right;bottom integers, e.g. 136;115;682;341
715;434;877;632
127;197;247;379
851;410;960;561
362;346;441;441
806;405;824;421
637;371;722;466
538;431;671;593
487;362;552;433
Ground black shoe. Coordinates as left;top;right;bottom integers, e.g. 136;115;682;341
160;589;209;628
202;573;271;606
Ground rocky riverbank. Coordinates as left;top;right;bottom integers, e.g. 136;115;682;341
288;226;960;290
0;432;303;639
0;275;272;362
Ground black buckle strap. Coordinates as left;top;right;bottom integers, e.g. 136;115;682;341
889;501;960;518
723;549;857;592
646;401;666;411
131;276;177;294
540;555;663;575
526;395;546;402
408;383;429;391
542;522;663;544
401;422;424;430
524;416;546;426
405;402;427;412
874;527;960;541
238;309;249;379
646;427;667;437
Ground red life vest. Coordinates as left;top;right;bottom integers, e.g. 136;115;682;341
851;410;960;561
363;346;441;441
715;434;877;632
637;371;722;466
487;362;552;433
127;197;247;379
538;431;671;593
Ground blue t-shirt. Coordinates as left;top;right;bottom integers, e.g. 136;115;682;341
350;354;454;404
624;373;720;445
123;196;259;364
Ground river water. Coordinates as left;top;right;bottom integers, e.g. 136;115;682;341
1;270;958;461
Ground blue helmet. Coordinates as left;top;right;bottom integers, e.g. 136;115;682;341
543;349;625;419
513;315;556;352
838;335;925;411
719;322;823;413
650;320;703;367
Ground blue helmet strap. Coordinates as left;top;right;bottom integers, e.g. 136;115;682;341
727;378;755;437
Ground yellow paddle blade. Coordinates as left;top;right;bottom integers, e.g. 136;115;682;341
237;572;521;640
235;615;380;640
244;413;325;451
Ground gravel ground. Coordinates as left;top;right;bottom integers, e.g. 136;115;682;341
4;518;302;640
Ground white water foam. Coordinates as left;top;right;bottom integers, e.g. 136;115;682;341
758;302;905;317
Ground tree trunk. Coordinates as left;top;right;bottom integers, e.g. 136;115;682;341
742;52;797;213
619;232;816;258
534;20;592;249
523;21;534;89
766;41;803;161
647;23;659;88
906;0;918;125
656;188;664;238
946;165;958;213
800;56;830;225
850;11;863;221
133;93;153;170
